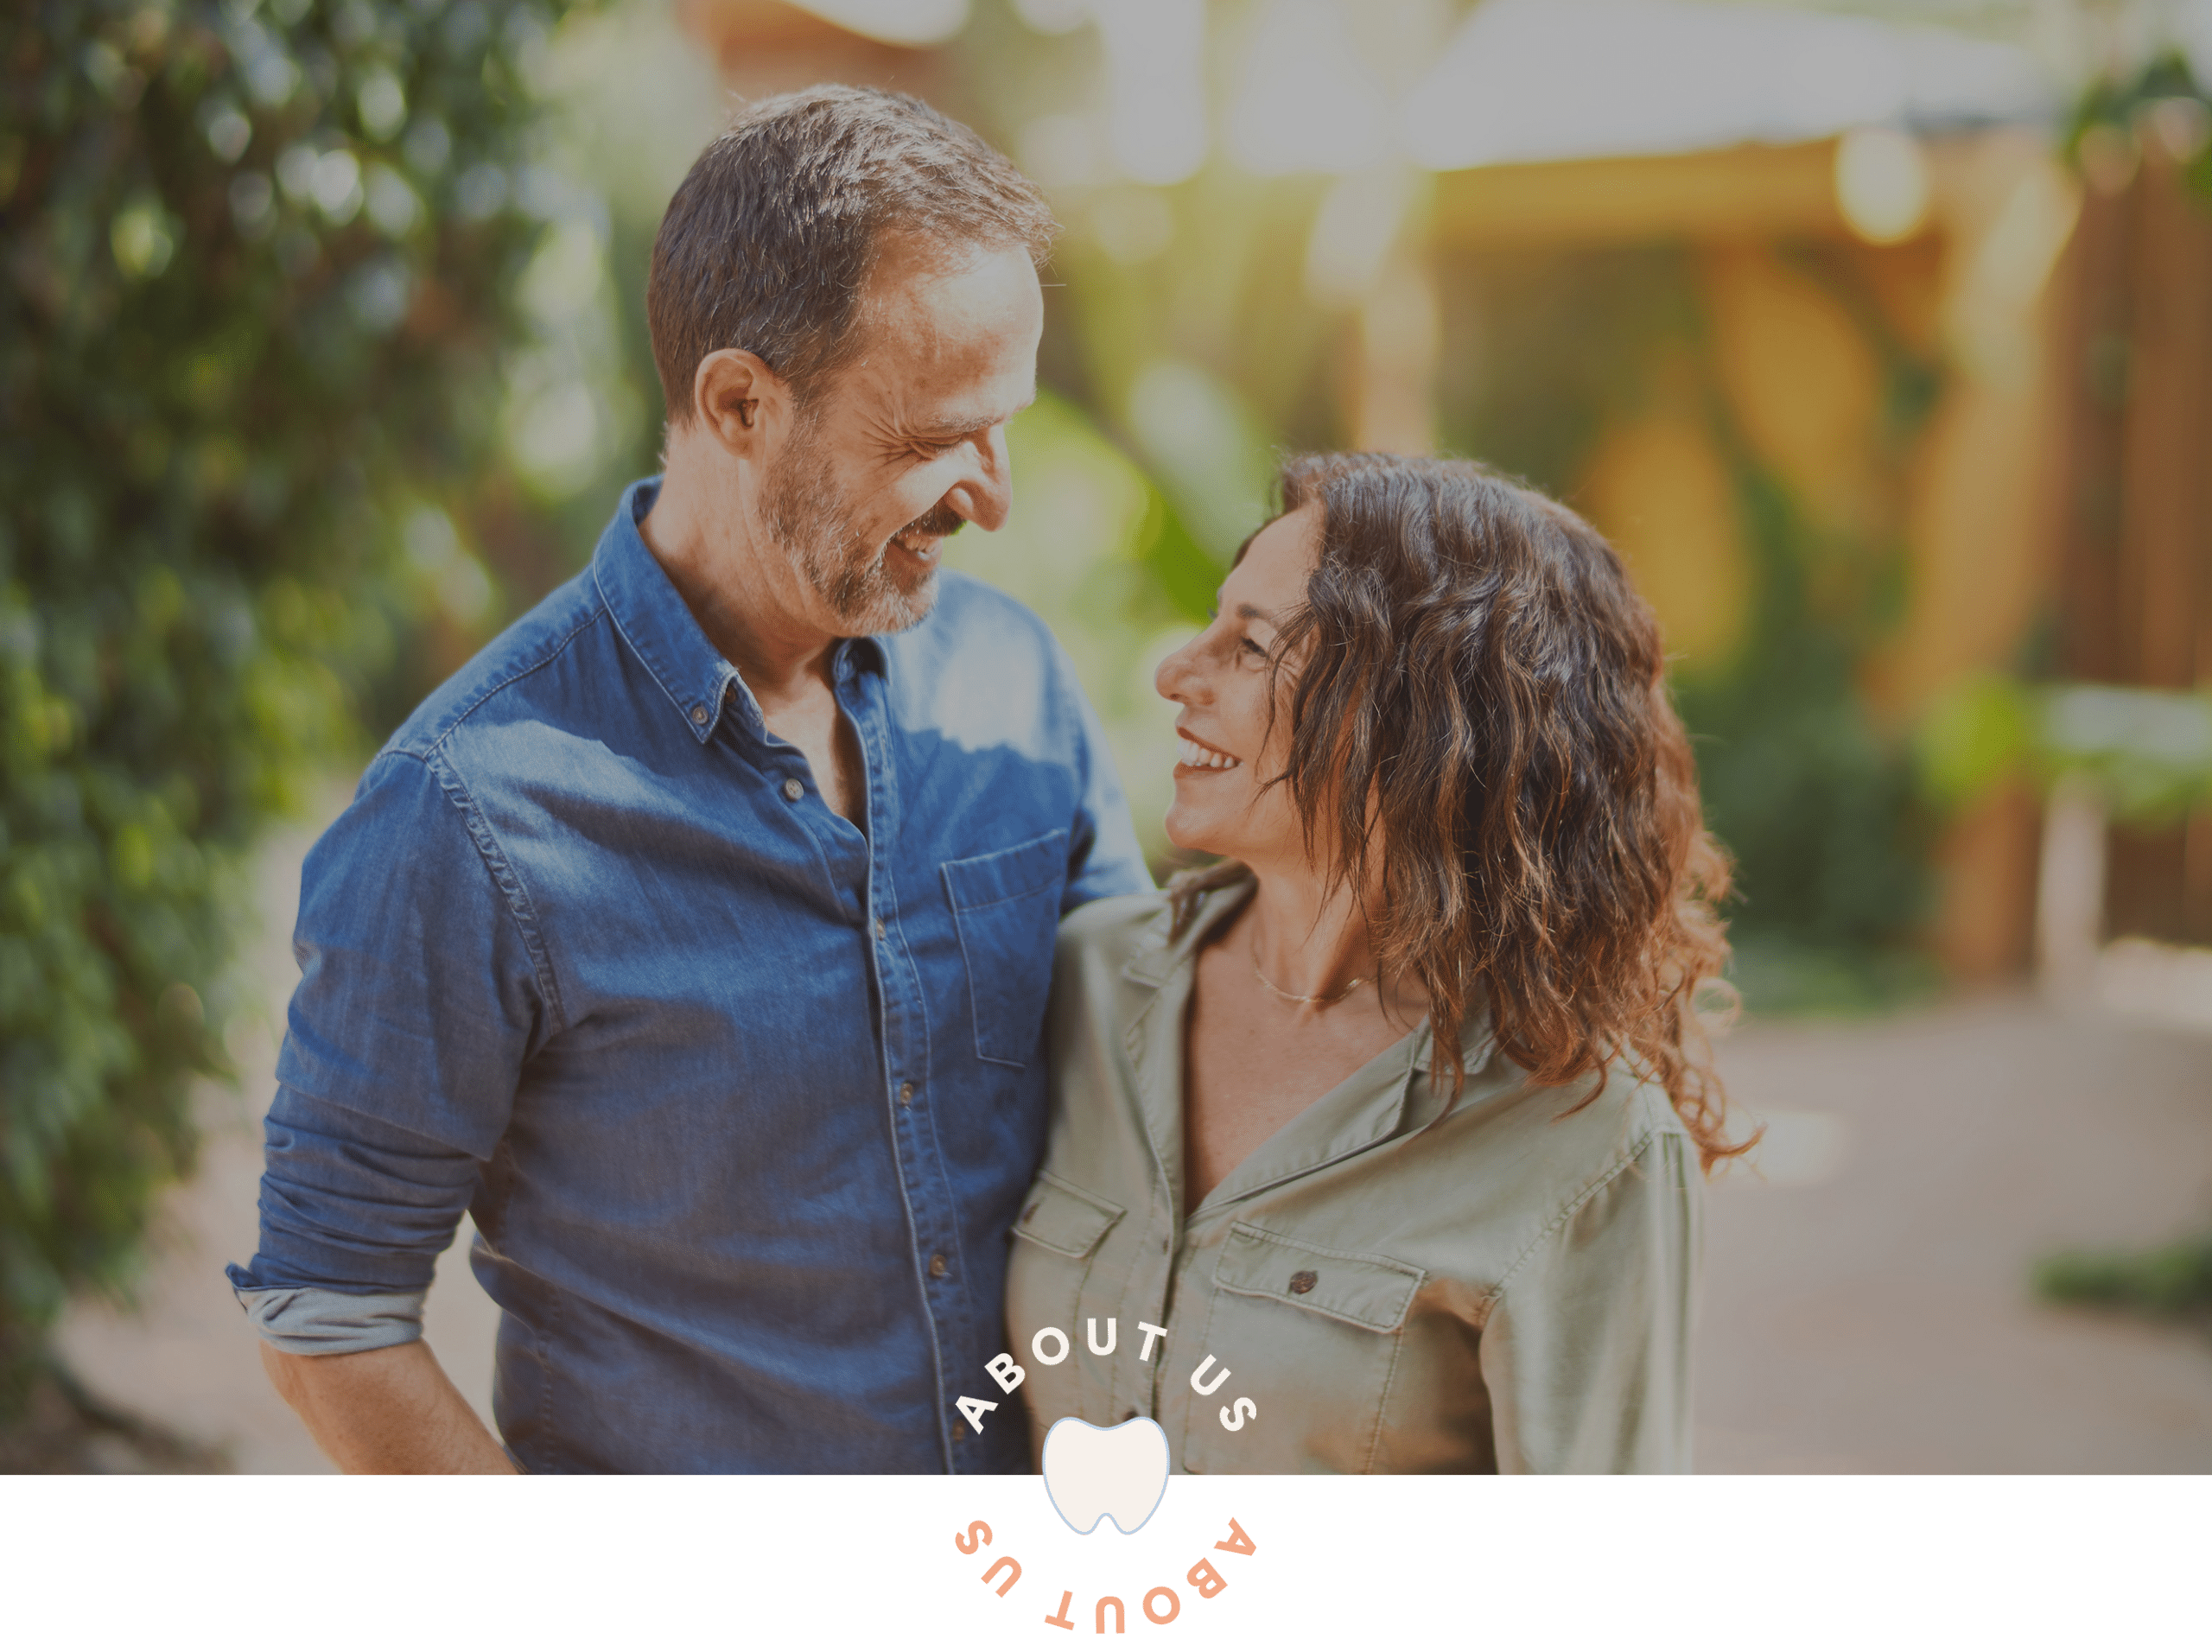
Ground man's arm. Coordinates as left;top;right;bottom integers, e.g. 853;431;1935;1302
263;1340;515;1475
232;749;550;1473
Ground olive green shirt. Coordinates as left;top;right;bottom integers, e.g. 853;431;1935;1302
1005;882;1700;1474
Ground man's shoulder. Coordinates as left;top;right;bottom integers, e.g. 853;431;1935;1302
879;570;1092;751
382;569;610;764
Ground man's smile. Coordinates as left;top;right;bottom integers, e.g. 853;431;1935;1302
890;503;965;564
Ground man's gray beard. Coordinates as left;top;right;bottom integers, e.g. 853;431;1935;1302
762;437;937;636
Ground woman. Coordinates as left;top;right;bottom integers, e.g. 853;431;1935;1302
1004;452;1744;1474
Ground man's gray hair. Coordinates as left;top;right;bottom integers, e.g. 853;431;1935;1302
646;85;1056;423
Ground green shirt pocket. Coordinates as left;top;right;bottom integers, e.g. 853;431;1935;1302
1007;1174;1129;1444
1181;1223;1428;1473
1013;1172;1125;1260
1212;1223;1427;1331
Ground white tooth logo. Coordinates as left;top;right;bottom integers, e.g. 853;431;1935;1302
1040;1416;1171;1535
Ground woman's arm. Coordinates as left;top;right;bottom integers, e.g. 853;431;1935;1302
1477;1125;1701;1473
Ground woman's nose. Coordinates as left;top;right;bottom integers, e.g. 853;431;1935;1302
1154;635;1204;705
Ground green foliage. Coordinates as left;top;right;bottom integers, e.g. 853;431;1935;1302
0;0;572;1411
1916;672;2037;814
2063;50;2212;199
1674;448;1930;973
1918;677;2212;825
2037;1230;2212;1321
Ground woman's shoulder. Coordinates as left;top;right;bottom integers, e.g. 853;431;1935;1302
1057;869;1257;982
1046;893;1174;1077
1459;1048;1693;1208
1560;1061;1687;1154
1055;888;1174;969
1570;1063;1686;1148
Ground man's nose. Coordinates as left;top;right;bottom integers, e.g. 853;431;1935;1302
944;425;1013;532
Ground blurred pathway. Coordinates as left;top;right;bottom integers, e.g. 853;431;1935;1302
52;804;2212;1471
1699;1000;2212;1471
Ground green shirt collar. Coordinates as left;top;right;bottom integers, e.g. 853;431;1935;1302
1117;872;1502;1211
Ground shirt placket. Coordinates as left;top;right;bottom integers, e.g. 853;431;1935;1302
1118;891;1427;1428
1116;967;1192;1422
837;656;971;1470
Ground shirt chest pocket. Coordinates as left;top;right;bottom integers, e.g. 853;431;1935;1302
1180;1223;1427;1474
941;829;1070;1070
1005;1175;1128;1431
1007;1175;1126;1346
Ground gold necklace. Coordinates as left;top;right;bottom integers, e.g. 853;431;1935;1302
1248;931;1370;1007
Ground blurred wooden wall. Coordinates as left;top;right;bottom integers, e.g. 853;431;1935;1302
2054;156;2212;945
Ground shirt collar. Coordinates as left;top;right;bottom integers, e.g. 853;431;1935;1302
591;477;890;746
1122;866;1497;1077
837;631;892;684
1119;871;1250;989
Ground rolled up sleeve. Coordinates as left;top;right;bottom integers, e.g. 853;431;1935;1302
226;747;554;1346
1478;1125;1701;1473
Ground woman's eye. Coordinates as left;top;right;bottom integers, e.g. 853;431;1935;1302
1237;638;1268;664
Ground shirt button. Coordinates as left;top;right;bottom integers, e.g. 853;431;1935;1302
1288;1269;1319;1295
928;1253;949;1279
781;778;804;802
899;1081;915;1105
951;1420;966;1440
690;705;709;726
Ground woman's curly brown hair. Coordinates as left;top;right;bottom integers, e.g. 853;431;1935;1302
1173;453;1750;1172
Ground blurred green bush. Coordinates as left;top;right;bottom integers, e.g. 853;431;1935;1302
2065;49;2212;199
1920;677;2212;826
2037;1230;2212;1321
0;0;572;1414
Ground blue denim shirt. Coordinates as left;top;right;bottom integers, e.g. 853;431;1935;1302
226;479;1149;1472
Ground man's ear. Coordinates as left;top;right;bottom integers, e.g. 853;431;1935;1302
691;349;792;456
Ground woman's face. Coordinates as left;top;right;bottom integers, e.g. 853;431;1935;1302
1154;503;1320;867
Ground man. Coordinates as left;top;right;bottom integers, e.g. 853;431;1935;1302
226;87;1149;1472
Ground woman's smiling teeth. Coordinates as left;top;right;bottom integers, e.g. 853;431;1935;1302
1177;737;1240;772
